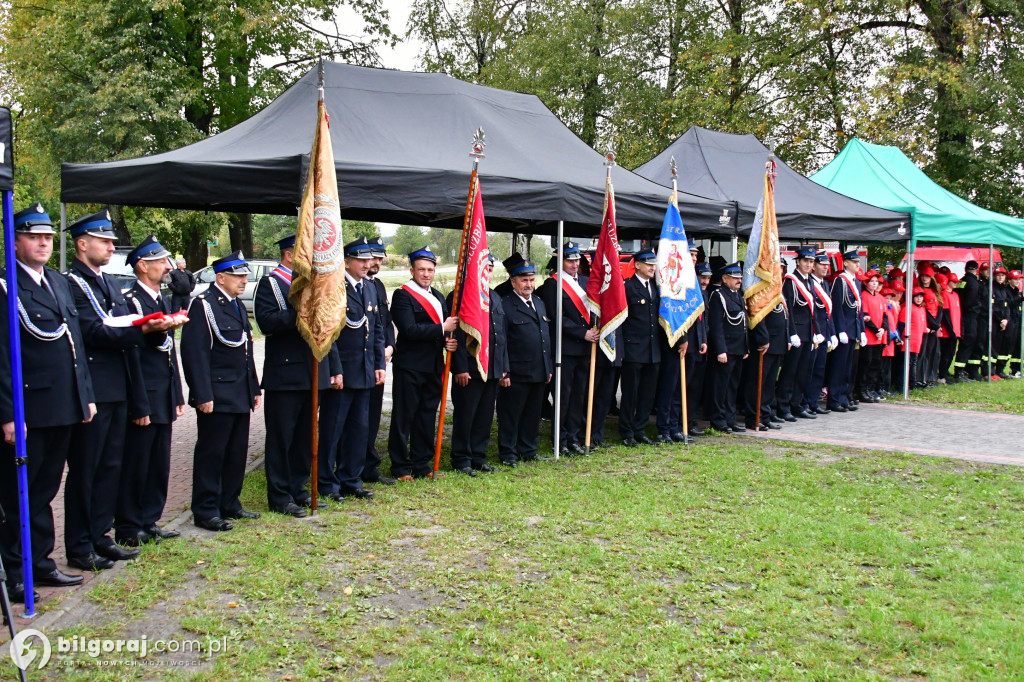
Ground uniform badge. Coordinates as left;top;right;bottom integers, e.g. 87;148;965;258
640;298;646;305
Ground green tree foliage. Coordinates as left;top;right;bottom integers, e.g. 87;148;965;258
391;224;428;256
344;220;380;240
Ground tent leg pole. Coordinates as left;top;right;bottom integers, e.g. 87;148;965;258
1020;252;1024;374
903;244;913;399
553;221;563;460
59;202;67;272
730;235;738;263
988;245;994;381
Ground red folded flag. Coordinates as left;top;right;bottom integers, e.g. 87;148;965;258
457;177;491;379
586;179;628;360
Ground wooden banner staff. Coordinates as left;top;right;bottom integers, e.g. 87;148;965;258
752;156;776;432
310;60;325;513
432;127;486;480
584;148;616;455
670;157;690;443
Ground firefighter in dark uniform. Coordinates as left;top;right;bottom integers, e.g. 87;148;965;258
707;262;749;431
494;253;520;298
388;248;458;480
1;204;96;601
992;266;1013;378
619;248;661;446
181;251;261;531
364;237;396;485
318;238;386;499
826;250;864;411
537;241;597;456
743;296;788;430
802;251;837;414
255;235;340;517
497;256;552;466
655;241;703;444
954;260;983;381
447;254;509;475
776;248;817;420
1007;270;1023;378
64;212;177;570
116;235;187;546
688;262;713;435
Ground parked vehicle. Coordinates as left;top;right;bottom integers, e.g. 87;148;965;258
899;246;1004;277
191;259;278;314
100;246;174;295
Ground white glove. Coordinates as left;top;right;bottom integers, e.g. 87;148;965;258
859;332;868;346
790;334;801;348
839;332;849;344
813;333;826;345
829;335;838;351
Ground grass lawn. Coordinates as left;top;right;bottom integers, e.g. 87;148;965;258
46;438;1024;680
901;376;1024;414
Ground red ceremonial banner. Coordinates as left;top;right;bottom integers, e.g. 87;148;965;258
457;178;491;379
585;179;628;361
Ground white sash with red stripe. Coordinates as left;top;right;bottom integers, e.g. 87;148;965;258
785;273;814;308
552;273;590;322
402;281;443;324
812;277;833;315
839;272;861;309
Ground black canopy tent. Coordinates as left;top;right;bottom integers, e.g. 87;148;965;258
634;126;910;242
60;63;735;238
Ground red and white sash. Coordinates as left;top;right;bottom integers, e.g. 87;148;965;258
785;273;814;308
401;281;443;324
811;277;833;315
551;273;590;322
839;272;861;309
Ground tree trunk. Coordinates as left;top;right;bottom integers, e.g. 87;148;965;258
108;205;132;244
183;226;208;272
922;0;970;187
579;0;607;148
727;0;744;110
228;213;254;257
181;2;212;274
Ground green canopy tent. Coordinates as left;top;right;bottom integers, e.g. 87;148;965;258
811;138;1024;393
809;138;1024;249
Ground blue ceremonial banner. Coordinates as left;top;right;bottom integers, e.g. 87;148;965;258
656;200;705;347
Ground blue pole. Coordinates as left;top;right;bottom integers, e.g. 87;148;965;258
3;190;34;617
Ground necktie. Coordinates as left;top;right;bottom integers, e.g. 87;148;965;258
356;281;363;299
526;298;535;313
647;280;653;299
234;298;243;319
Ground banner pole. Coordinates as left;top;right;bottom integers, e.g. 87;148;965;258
3;190;34;618
680;352;689;442
584;328;597;455
554;222;563;460
903;239;913;398
310;357;319;513
432;130;484;479
988;244;994;380
756;350;764;431
59;202;67;272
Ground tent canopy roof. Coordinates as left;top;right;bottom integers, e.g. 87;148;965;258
634;126;909;242
810;138;1024;248
60;63;735;238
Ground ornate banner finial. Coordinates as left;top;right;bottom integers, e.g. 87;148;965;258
470;127;486;159
604;145;616;168
670;155;677;178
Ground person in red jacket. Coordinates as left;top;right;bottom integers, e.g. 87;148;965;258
880;287;902;393
935;272;962;383
858;272;887;402
906;288;928;388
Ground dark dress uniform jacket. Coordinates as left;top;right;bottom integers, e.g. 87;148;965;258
391;285;450;376
181;286;260;413
830;274;864;339
253;273;339;390
538;274;591;357
448;289;510;381
750;303;789;355
623;275;662;365
125;283;184;423
66;258;153;403
810;276;836;339
784;274;814;341
707;286;748;356
0;265;95;427
502;293;553;382
369;276;395;348
335;278;386;388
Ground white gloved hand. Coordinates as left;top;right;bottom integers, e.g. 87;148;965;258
829;335;838;351
859;332;868;346
838;332;849;344
790;334;801;348
813;333;826;345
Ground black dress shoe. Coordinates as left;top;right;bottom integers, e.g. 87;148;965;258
270;502;308;518
637;435;656;445
194;516;233;532
146;525;181;539
730;424;748;433
688;427;706;436
116;530;158;547
523;454;553;462
846;404;858;411
780;413;798;422
827;404;848;413
67;552;115;571
224;509;261;520
812;406;831;415
656;434;674;444
297;495;330;508
500;460;519;468
35;569;84;587
340;488;375;500
621;437;638;447
455;466;478;477
764;421;782;430
769;415;784;424
475;463;498;473
569;442;587;456
363;475;397;485
97;544;140;561
795;410;817;419
7;583;39;604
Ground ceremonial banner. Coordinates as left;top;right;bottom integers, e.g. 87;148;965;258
585;179;628;361
457;177;491;378
743;162;783;328
290;99;347;361
656;200;705;347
